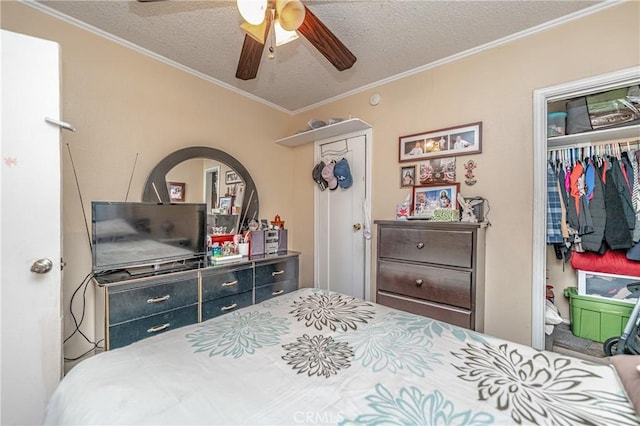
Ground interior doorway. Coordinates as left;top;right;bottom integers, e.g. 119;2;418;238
314;131;372;300
204;166;219;214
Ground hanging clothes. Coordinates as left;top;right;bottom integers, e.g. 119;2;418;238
632;150;640;242
580;159;607;253
604;159;633;250
561;166;580;231
546;163;563;244
611;156;635;230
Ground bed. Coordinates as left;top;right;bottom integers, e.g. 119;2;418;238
45;288;639;425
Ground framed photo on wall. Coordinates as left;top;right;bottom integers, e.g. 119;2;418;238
399;122;482;162
400;165;416;187
411;183;460;218
168;182;185;202
225;170;242;184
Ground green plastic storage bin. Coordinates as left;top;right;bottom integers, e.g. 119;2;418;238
563;286;632;343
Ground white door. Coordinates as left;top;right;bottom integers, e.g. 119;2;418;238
315;133;371;300
1;30;63;424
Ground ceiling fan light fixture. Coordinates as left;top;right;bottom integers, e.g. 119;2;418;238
240;20;268;44
275;0;305;31
237;0;267;25
274;19;299;46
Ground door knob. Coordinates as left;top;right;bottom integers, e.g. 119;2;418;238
353;223;362;231
31;258;53;274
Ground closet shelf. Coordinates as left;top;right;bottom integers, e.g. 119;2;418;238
547;124;640;150
275;118;372;147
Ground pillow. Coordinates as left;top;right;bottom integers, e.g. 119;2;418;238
610;355;640;415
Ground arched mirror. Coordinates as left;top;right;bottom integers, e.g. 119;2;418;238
142;147;259;234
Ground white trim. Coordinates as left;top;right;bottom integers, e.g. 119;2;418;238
20;0;624;115
531;66;640;350
313;127;372;301
290;0;625;114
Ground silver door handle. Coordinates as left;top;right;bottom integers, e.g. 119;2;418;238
30;258;53;274
272;270;285;276
222;280;238;287
272;289;284;296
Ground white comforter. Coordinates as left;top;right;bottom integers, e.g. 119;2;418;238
45;288;639;425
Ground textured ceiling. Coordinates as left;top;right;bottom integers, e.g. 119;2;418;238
31;0;607;113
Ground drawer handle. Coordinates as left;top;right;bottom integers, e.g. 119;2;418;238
147;295;170;304
272;270;285;276
415;279;424;287
222;280;238;287
272;289;284;296
416;242;425;249
221;303;238;311
147;323;170;333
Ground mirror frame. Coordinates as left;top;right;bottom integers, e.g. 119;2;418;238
142;146;259;232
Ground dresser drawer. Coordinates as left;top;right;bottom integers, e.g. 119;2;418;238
108;275;199;324
377;260;472;309
108;304;198;350
255;279;298;304
378;227;473;268
377;291;471;329
255;258;298;286
202;291;253;321
201;266;253;302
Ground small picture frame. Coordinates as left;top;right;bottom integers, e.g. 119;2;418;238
168;182;185;202
399;122;482;162
400;165;416;188
411;183;460;218
225;170;242;184
218;196;233;214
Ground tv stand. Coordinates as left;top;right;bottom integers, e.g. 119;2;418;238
94;252;299;350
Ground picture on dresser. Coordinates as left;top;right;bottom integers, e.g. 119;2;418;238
412;183;459;218
218;196;232;214
399;122;482;162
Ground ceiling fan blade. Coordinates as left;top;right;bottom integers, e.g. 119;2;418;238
297;5;356;71
236;10;272;80
236;35;267;80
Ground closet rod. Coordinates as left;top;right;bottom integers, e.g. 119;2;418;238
546;137;640;152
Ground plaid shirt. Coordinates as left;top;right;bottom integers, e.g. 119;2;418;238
547;163;563;244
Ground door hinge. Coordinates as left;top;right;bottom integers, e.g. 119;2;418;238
60;258;67;271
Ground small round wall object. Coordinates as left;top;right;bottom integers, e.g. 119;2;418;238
369;93;381;106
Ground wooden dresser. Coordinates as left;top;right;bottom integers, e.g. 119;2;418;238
374;220;486;331
95;252;299;350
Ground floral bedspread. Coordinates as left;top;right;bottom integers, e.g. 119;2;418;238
45;288;639;425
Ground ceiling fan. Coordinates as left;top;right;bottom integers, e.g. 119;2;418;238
138;0;357;81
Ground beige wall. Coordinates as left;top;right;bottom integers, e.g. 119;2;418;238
2;1;295;363
2;1;639;364
291;2;640;344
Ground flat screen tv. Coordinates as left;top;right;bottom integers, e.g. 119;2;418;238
91;201;207;273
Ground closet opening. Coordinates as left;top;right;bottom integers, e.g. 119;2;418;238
532;67;640;363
